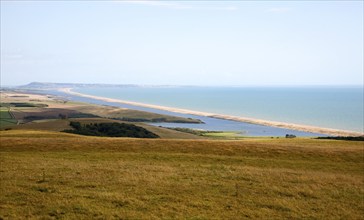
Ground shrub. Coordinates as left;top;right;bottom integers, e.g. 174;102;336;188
285;134;296;138
316;136;364;141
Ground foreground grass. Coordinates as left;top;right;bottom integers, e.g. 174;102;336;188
0;130;363;219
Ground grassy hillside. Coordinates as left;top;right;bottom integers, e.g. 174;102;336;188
0;130;363;219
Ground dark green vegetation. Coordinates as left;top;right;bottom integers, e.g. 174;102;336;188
63;122;159;138
0;130;363;219
1;102;48;108
285;134;297;138
9;95;29;98
22;112;99;121
317;136;364;141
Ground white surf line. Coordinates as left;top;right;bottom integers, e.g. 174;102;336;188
59;88;363;137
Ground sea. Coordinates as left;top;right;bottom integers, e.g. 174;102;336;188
48;86;363;136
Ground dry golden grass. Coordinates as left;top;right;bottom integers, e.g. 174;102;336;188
0;130;363;219
9;120;72;131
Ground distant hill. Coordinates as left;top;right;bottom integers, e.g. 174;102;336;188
17;82;190;89
18;82;139;89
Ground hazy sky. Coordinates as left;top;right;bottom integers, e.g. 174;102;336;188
1;1;363;86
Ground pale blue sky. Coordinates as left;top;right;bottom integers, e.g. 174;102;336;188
1;1;363;86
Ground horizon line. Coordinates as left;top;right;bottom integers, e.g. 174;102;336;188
1;82;363;88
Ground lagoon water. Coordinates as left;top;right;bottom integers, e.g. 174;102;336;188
74;86;363;133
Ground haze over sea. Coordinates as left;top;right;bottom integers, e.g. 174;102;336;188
75;86;363;133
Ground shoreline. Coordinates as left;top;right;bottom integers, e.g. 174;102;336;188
60;88;363;137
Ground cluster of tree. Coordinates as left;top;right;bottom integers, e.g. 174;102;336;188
316;136;364;141
23;113;99;121
58;114;68;119
10;95;29;98
9;102;48;107
63;121;159;138
68;113;100;118
285;134;296;138
24;116;50;120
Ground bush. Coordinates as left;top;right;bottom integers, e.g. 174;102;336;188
69;121;82;130
9;102;48;107
24;116;48;120
285;134;296;138
316;136;364;141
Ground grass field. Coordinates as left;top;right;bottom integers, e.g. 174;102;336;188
0;110;12;120
0;130;363;219
201;131;246;139
0;109;17;128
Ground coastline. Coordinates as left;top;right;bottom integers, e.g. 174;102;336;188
60;88;363;137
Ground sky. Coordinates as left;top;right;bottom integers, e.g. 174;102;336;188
1;0;363;86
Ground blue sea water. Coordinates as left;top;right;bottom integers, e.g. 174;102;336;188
74;86;363;133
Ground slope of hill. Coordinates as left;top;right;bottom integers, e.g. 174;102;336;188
0;130;363;219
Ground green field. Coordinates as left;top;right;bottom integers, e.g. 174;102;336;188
0;130;363;219
0;109;17;128
202;131;246;139
0;110;12;119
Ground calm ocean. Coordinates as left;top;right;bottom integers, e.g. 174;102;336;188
74;86;363;133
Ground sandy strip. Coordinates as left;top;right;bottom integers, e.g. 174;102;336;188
60;88;363;137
